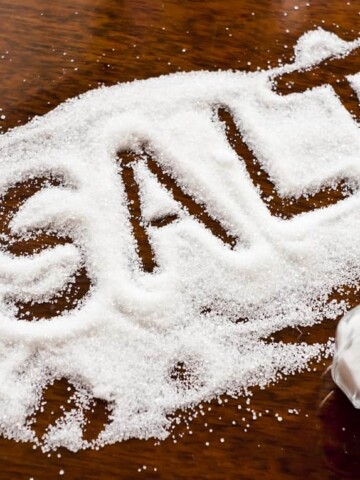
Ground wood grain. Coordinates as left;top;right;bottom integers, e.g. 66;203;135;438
0;0;360;478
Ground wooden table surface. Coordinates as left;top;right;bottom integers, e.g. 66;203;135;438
1;0;360;479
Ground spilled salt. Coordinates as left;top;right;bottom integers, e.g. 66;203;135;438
0;28;359;452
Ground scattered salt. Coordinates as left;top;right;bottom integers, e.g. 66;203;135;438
0;29;358;452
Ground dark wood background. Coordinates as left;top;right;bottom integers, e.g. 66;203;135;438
1;0;360;478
